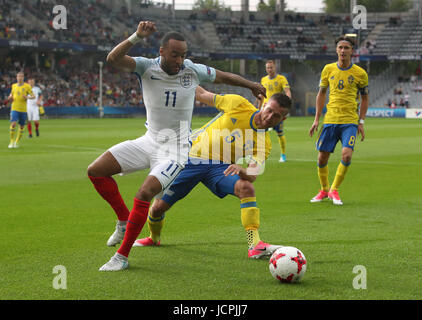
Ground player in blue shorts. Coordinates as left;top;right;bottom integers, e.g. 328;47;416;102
133;86;292;258
309;36;369;205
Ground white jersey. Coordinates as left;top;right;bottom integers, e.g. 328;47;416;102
133;57;216;146
27;86;42;109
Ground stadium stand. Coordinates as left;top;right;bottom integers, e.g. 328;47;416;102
1;1;422;112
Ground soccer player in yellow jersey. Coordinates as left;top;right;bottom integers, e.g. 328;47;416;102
258;60;291;163
309;36;369;205
8;71;34;148
133;86;292;258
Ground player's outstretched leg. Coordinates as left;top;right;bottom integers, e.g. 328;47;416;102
235;179;283;259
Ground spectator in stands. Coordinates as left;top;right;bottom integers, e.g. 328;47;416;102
404;93;410;108
399;98;405;107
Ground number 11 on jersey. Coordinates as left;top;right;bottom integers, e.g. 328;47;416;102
164;90;177;107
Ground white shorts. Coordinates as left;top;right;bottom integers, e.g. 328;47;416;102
27;107;40;121
108;133;188;198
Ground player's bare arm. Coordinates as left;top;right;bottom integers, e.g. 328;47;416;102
255;94;265;110
107;21;157;72
195;86;215;107
309;87;327;137
214;70;266;99
224;164;257;183
284;87;292;99
358;94;369;141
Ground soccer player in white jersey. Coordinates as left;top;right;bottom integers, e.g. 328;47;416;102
27;78;43;138
87;21;267;271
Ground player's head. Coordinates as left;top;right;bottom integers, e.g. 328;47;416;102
16;71;24;84
160;31;187;75
265;60;276;78
28;78;35;87
258;93;291;129
335;36;355;63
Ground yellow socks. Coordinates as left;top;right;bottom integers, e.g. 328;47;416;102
15;126;24;143
10;125;16;143
317;163;329;192
331;160;350;191
240;197;261;248
278;135;286;155
148;213;165;243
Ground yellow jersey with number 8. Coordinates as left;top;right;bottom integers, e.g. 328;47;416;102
11;83;33;112
319;62;368;124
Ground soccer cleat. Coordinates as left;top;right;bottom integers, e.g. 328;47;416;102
328;190;343;205
99;253;129;271
310;190;329;203
133;237;160;247
29;134;33;138
13;142;19;148
8;142;14;149
279;154;286;163
248;241;283;259
106;221;127;246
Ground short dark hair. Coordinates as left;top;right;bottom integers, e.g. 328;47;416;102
161;31;186;47
335;36;355;48
270;93;292;110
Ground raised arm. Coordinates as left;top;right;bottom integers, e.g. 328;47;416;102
106;21;157;72
214;70;266;100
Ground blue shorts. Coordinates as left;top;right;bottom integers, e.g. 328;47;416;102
10;110;27;126
316;124;358;153
273;121;284;136
161;158;240;206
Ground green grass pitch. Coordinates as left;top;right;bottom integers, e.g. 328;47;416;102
0;117;421;300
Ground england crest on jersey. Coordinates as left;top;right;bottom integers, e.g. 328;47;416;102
180;73;193;88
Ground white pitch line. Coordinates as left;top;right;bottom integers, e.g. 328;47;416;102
39;144;105;152
267;158;420;166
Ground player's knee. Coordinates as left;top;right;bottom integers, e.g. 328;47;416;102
136;178;162;202
234;179;255;198
342;154;352;164
318;152;330;166
87;163;100;177
341;150;353;164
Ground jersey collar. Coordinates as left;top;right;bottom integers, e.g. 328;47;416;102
250;110;268;132
337;62;353;71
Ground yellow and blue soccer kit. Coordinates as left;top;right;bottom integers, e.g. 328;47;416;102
316;62;369;153
161;94;271;206
316;62;369;192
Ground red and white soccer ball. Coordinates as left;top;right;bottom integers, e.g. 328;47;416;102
269;246;307;283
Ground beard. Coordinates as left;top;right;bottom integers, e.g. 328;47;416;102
160;56;179;75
